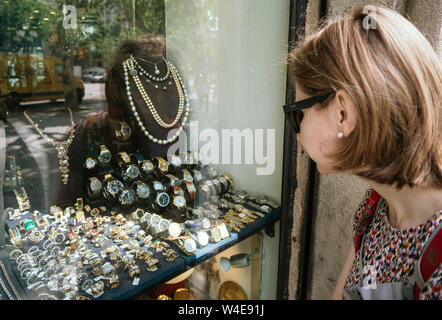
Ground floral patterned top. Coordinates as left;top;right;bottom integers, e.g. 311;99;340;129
343;187;442;300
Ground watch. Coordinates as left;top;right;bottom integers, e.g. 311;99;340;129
149;214;162;229
181;169;193;183
103;174;124;201
168;222;182;238
115;121;132;142
183;181;196;202
87;177;102;199
199;184;211;203
132;153;155;180
165;174;181;187
84;157;98;171
157;218;170;233
209;226;222;243
154;157;169;176
168;154;182;172
201;164;218;179
220;173;234;190
212;178;222;195
196;230;209;247
192;169;205;185
203;180;217;196
132;180;151;201
151;184;170;211
119;188;136;206
168;185;187;211
218;176;229;193
97;145;112;166
183;238;197;254
118;152;140;181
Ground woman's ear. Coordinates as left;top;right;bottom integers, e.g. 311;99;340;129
333;89;358;137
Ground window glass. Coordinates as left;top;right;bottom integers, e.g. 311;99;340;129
0;0;285;301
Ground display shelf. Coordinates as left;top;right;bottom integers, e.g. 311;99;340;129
4;207;280;300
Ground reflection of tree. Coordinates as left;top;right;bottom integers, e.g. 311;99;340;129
0;0;166;110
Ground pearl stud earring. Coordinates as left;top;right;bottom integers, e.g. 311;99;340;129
337;132;344;138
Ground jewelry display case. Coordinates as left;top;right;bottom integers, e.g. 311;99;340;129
0;0;289;300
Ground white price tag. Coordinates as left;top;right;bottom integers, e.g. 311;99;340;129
132;278;140;286
100;251;107;259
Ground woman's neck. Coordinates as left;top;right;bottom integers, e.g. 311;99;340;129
359;178;442;229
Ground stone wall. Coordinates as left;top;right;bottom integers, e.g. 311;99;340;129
288;0;442;300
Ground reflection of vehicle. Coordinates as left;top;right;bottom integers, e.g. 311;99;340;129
0;53;85;112
82;67;106;83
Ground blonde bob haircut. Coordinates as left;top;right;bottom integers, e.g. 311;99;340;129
288;5;442;189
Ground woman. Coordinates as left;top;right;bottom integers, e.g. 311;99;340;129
286;6;441;299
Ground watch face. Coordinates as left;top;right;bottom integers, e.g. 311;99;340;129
85;158;97;169
120;189;136;205
135;183;150;199
218;223;230;239
98;151;111;164
158;219;170;232
159;161;169;172
150;214;161;226
142;161;154;172
211;227;221;242
197;230;209;247
153;181;164;191
168;223;182;238
186;182;196;192
126;165;140;179
193;170;203;182
171;156;182;167
173;196;186;208
260;205;271;213
183;171;193;183
208;165;218;178
107;179;123;195
184;238;196;253
90;179;102;192
156;192;170;208
201;217;211;229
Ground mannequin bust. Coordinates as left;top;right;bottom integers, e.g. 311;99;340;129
56;34;187;207
105;34;184;159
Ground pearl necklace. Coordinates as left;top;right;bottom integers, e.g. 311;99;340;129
23;108;75;185
130;55;170;82
122;58;190;145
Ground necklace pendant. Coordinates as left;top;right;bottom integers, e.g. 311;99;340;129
130;69;138;76
155;65;160;75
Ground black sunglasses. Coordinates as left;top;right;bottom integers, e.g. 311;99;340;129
283;92;334;133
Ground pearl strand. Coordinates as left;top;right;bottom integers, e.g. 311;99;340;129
122;59;190;145
130;55;170;82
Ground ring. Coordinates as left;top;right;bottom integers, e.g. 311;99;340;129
44;266;56;279
20;267;32;279
51;246;61;257
81;279;93;292
9;249;23;260
27;246;39;254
